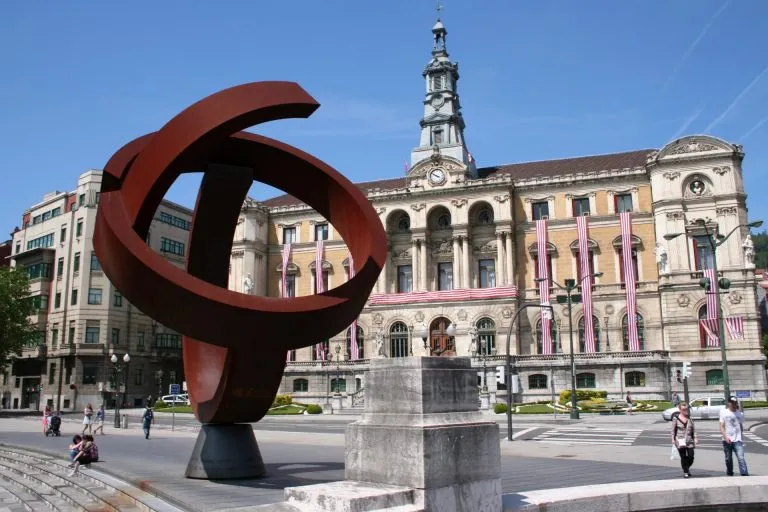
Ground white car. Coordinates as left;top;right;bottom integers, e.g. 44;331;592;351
161;394;190;406
662;396;727;421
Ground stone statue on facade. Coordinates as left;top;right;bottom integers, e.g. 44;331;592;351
375;331;385;357
743;234;755;268
468;326;478;355
655;242;669;275
242;273;254;295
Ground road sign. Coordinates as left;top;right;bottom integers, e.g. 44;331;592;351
735;390;751;399
169;384;181;395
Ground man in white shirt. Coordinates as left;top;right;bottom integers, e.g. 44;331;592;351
719;396;749;476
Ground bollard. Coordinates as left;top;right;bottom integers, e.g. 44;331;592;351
121;414;128;429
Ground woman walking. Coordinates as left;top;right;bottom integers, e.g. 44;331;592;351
93;405;105;435
82;403;93;435
626;392;633;415
672;403;698;478
42;405;52;435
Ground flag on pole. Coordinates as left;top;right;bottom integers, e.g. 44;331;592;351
703;268;719;347
404;161;410;174
576;215;596;352
620;211;640;351
468;151;473;163
536;219;553;355
315;239;325;293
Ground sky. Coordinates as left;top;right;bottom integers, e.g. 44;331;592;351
1;1;767;233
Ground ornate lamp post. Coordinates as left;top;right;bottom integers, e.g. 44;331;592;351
536;271;603;420
110;352;130;428
334;344;342;395
416;323;429;353
665;219;763;402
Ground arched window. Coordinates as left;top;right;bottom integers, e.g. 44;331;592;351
621;313;645;351
706;369;724;386
698;305;709;348
478;209;492;225
346;325;365;360
535;318;558;354
397;215;410;232
576;372;596;388
390;322;410;358
312;339;330;361
624;371;646;387
437;214;451;229
528;374;547;389
293;378;308;392
476;317;496;355
578;315;601;352
330;378;347;393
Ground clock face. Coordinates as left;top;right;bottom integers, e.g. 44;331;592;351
429;168;446;185
430;96;444;110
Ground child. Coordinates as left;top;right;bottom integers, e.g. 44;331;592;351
68;435;83;461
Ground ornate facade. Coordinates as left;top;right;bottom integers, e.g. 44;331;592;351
231;17;765;406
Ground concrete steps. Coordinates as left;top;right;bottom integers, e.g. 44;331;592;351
0;447;185;512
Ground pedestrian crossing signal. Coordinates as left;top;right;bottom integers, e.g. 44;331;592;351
675;369;682;383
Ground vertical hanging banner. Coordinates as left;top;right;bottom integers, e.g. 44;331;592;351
576;215;596;352
348;251;359;360
703;268;720;347
536;219;553;355
724;316;745;340
315;239;325;293
620;211;640;351
281;243;292;298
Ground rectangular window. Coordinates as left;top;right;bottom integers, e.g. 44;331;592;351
73;252;81;272
615;193;633;213
84;325;100;344
41;211;51;222
90;251;101;271
48;363;56;385
78;194;85;207
82;365;98;385
111;328;120;345
433;129;443;144
160;237;185;256
57;258;64;276
76;220;83;237
313;269;329;293
158;211;191;230
478;259;496;288
134;369;143;386
572;197;590;217
94;192;100;205
532;201;549;220
68;322;75;345
26;233;55;250
52;207;61;217
282;227;296;244
397;265;413;293
54;292;61;309
314;223;329;241
693;235;714;270
137;331;145;348
26;262;52;280
576;373;596;388
15;243;20;254
532;254;553;287
33;215;41;225
71;289;78;305
576;251;596;285
437;262;453;291
285;274;296;298
113;290;123;307
60;226;67;243
30;294;49;310
51;327;58;347
153;333;182;349
87;288;102;305
528;374;548;389
618;249;640;284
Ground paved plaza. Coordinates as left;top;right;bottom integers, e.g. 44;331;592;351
1;412;767;510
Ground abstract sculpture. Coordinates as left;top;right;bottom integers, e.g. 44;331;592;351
93;81;386;478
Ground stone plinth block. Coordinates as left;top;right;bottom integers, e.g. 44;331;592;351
185;423;266;479
346;357;501;511
285;481;415;512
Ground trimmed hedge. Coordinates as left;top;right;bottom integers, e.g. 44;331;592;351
559;389;607;405
305;404;323;414
493;403;508;414
272;394;293;407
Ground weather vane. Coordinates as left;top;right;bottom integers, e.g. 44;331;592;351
436;0;443;18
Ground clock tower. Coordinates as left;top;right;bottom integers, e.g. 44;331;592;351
409;13;475;181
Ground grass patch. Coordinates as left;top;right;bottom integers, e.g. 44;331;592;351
515;404;554;414
154;405;193;414
267;404;306;415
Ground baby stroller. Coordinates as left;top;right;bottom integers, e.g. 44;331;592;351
46;415;62;437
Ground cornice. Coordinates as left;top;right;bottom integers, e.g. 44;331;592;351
513;167;647;190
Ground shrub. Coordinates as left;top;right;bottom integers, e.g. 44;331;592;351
493;403;508;414
305;404;323;414
154;399;167;409
559;389;607;405
272;394;293;407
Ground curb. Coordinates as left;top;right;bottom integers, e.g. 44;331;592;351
0;442;199;512
748;421;768;432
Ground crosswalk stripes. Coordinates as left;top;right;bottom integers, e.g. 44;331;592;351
532;426;643;446
744;432;768;447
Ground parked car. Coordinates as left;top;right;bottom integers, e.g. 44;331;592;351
161;394;190;405
661;396;727;421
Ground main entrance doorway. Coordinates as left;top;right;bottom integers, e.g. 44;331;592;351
429;317;455;356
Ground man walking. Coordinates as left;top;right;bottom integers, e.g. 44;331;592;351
672;392;680;408
142;406;155;440
719;396;749;476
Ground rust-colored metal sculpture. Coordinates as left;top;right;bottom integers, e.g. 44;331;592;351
93;81;386;478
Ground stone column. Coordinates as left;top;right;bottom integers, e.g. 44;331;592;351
411;240;419;292
376;254;387;294
505;231;514;287
452;236;461;289
495;232;505;287
420;239;428;292
462;235;471;289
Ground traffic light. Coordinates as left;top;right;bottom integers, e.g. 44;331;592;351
675;369;682;383
682;362;692;379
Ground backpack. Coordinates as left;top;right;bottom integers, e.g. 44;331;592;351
89;443;99;461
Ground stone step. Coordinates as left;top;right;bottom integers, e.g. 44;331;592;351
285;481;415;512
369;506;424;512
0;468;72;511
0;478;53;512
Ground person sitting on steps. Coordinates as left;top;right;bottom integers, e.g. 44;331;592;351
68;435;97;476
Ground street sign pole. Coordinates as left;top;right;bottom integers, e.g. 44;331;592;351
683;376;690;408
169;383;181;432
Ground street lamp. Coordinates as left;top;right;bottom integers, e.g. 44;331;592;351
536;271;603;420
416;323;429;352
110;352;130;428
664;219;763;402
445;322;457;354
334;344;342;395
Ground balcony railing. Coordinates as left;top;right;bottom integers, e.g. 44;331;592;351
287;359;371;368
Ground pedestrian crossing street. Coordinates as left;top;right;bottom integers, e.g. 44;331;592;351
532;426;643;446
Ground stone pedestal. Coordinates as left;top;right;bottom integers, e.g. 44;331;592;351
345;357;501;511
489;391;497;407
185;423;266;479
332;394;343;413
480;391;490;410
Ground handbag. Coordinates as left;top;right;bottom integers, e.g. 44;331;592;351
670;444;680;460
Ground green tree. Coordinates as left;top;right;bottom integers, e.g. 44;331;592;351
753;230;768;269
0;267;36;368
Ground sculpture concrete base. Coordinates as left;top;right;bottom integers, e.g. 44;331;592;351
185;423;266;479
